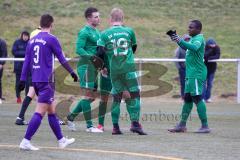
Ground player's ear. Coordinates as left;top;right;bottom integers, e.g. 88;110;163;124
87;15;92;22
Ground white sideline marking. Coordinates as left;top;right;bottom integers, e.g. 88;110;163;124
0;144;184;160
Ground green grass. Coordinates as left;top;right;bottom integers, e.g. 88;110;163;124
0;0;239;100
1;101;240;159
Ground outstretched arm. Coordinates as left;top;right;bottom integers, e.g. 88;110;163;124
170;33;201;52
178;39;201;52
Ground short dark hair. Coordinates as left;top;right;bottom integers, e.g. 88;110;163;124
40;14;54;28
191;20;202;31
84;7;98;18
21;31;30;39
21;31;30;37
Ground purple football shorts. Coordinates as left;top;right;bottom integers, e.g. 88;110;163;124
32;82;55;104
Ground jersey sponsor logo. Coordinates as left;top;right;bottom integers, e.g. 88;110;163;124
33;65;40;69
113;32;129;37
34;38;47;45
50;97;54;102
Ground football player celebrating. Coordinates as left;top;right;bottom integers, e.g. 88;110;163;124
168;20;211;133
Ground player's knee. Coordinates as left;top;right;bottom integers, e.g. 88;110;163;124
113;92;123;102
84;88;96;97
129;91;140;99
192;95;202;105
36;111;46;117
100;94;109;102
27;88;35;98
47;109;55;115
83;90;96;102
184;93;193;103
122;91;130;99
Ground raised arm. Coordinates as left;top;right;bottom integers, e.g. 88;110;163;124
178;39;201;52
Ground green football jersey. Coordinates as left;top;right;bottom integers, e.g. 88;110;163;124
98;25;137;75
178;34;207;80
76;25;100;66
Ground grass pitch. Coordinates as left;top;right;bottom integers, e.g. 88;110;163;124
0;98;239;160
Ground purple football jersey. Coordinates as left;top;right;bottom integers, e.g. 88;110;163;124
20;32;73;82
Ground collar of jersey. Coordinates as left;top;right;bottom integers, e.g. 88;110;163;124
192;34;203;38
111;25;123;28
86;25;97;30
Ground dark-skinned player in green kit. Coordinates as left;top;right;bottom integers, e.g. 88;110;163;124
168;20;211;133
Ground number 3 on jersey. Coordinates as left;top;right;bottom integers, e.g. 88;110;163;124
33;45;40;64
111;38;129;56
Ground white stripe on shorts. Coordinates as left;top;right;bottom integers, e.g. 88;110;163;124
195;79;199;95
52;54;55;82
86;68;88;88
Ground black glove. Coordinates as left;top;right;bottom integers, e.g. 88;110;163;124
18;81;25;91
71;72;78;82
166;30;177;37
171;34;181;42
90;55;104;71
166;30;181;43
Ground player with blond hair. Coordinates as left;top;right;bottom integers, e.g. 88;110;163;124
97;8;146;135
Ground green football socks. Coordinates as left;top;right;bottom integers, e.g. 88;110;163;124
196;100;208;127
81;99;93;128
180;102;193;126
98;101;108;126
67;100;83;121
125;98;140;122
111;101;121;124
